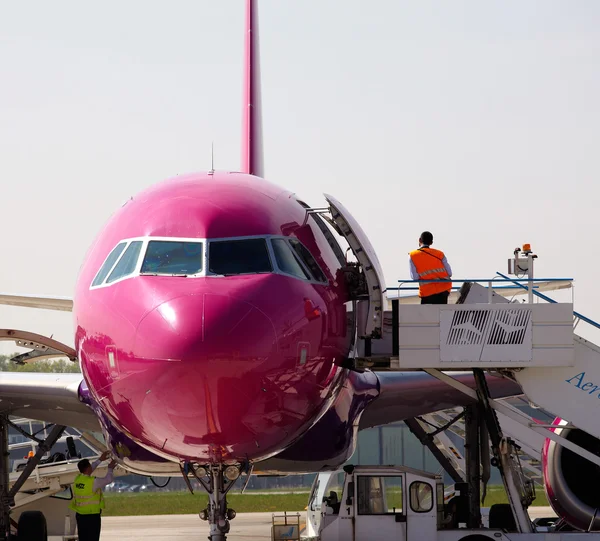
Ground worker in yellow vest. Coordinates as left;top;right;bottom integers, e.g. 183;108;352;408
409;231;453;304
70;450;115;541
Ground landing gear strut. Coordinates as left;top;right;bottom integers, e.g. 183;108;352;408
196;465;239;541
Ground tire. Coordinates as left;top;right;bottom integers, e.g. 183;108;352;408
17;510;47;541
458;536;495;541
489;503;517;531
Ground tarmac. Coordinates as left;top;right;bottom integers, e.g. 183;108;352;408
101;512;277;540
88;508;557;541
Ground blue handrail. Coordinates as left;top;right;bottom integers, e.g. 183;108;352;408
387;286;541;291
394;278;573;284
387;277;572;293
496;271;600;332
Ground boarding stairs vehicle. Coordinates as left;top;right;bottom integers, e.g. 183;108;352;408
6;418;111;540
327;244;600;537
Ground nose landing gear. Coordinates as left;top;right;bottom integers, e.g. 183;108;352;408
195;465;241;541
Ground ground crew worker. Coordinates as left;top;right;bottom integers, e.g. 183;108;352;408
70;450;115;541
409;231;452;304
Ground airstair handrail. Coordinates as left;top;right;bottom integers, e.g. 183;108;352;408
496;271;600;332
387;277;572;293
392;277;573;284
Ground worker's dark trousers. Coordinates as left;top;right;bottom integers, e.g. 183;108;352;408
421;291;450;304
76;512;101;541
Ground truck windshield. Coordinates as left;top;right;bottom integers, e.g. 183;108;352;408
357;475;403;515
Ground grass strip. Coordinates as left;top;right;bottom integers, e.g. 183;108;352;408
103;487;549;517
482;486;549;507
103;492;309;516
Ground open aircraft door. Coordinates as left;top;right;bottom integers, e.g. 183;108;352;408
324;194;385;339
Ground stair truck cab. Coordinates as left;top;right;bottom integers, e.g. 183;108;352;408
306;464;600;541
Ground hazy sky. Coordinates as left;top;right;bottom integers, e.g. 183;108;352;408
1;1;599;352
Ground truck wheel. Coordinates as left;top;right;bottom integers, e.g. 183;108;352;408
17;510;47;541
489;503;517;531
458;536;494;541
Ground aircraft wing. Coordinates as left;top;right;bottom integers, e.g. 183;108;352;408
358;370;522;429
0;293;73;312
0;372;99;431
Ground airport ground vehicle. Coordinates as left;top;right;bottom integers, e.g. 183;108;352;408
305;464;593;541
294;247;600;540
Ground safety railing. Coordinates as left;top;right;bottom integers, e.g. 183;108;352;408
387;274;600;333
388;277;573;292
495;272;600;332
387;277;572;304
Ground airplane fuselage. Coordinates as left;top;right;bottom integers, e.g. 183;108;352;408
73;171;353;464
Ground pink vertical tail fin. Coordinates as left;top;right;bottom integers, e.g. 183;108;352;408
241;0;264;178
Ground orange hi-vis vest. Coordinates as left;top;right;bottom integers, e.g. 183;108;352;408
409;247;452;298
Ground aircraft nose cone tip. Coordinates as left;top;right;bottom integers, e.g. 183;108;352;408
131;293;280;461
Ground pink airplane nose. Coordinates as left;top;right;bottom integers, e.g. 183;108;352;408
131;292;280;461
135;292;277;362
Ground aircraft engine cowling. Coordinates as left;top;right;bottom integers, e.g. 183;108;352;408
543;418;600;530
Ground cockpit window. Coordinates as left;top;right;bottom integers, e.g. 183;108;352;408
91;242;127;287
140;240;203;276
209;238;272;275
106;241;143;284
288;239;327;283
271;239;311;280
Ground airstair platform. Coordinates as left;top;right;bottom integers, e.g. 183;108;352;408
386;276;600;448
396;301;574;368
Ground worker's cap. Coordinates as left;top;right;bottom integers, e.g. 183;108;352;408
77;458;91;473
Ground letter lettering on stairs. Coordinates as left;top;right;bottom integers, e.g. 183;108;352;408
565;372;585;389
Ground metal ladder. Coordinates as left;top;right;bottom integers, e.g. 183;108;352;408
419;401;544;487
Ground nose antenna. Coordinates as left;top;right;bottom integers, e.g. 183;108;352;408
209;142;215;175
